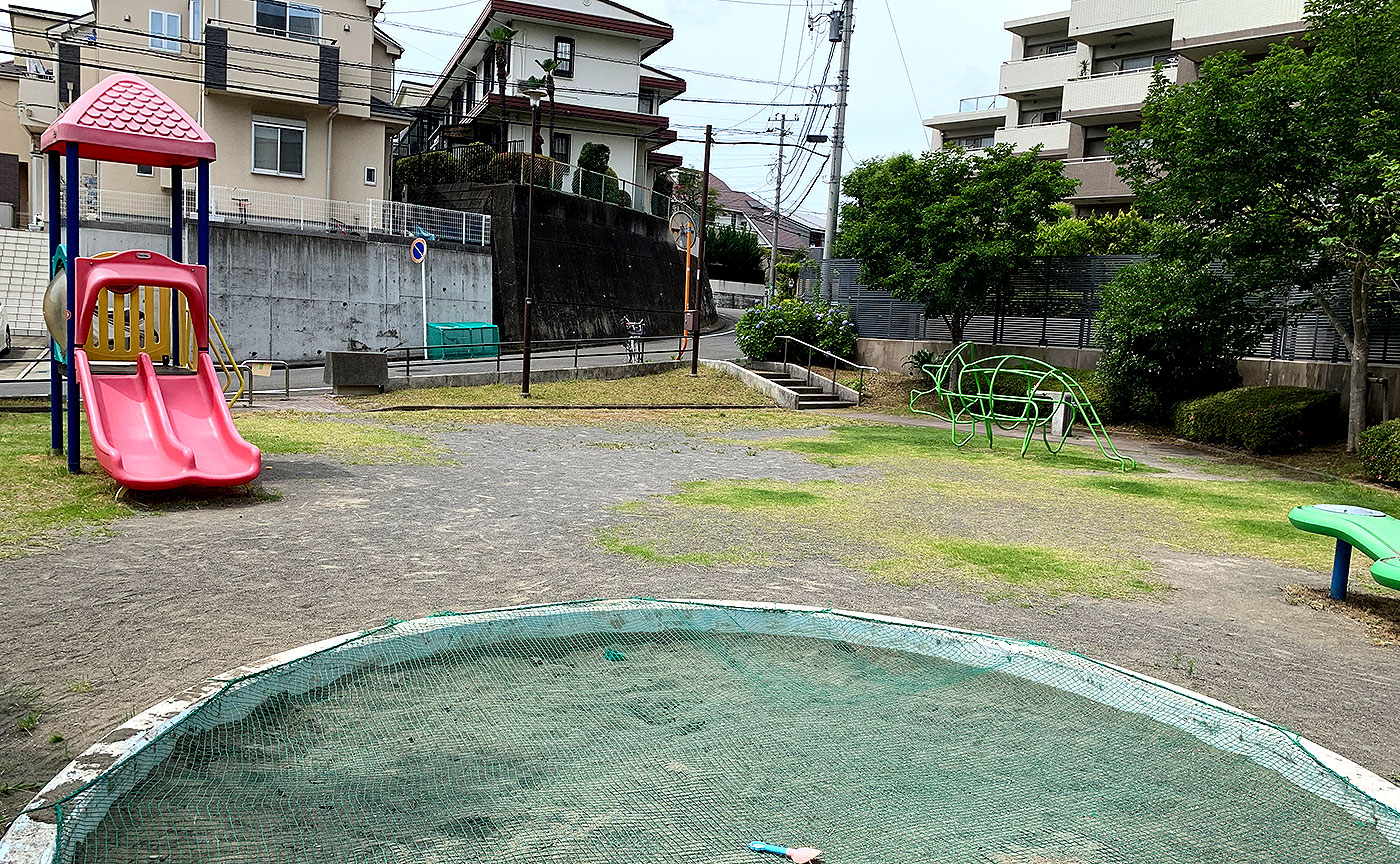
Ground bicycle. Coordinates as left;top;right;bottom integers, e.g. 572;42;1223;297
623;318;646;363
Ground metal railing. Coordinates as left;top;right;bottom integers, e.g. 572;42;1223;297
1078;60;1179;79
236;360;291;405
958;94;1007;112
60;184;491;246
384;333;696;379
776;335;877;403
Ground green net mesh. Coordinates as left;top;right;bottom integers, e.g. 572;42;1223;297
13;600;1400;864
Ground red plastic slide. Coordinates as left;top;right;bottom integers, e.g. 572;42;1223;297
75;351;261;490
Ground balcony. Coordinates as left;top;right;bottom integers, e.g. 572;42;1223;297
1000;51;1079;98
1173;0;1306;58
205;21;334;108
995;121;1071;154
924;94;1007;135
1063;63;1178;122
1069;0;1175;43
1062;156;1132;202
18;75;58;131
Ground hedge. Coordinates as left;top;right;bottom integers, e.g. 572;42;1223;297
1358;420;1400;484
735;300;856;361
1171;386;1340;454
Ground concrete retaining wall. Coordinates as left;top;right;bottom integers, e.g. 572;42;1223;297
388;360;686;392
60;221;493;364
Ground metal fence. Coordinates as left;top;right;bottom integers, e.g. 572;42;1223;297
804;257;1400;365
63;183;491;246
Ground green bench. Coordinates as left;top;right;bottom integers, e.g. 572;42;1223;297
1288;504;1400;599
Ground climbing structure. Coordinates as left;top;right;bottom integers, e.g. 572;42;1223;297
910;341;1134;471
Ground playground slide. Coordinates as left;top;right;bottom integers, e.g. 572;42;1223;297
1288;504;1400;591
74;349;261;491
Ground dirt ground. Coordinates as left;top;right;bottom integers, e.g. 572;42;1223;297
2;414;1398;831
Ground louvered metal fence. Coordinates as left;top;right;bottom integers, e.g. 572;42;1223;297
803;257;1400;364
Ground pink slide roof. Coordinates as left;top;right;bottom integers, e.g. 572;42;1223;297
41;74;215;167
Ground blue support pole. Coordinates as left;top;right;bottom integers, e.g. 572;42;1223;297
47;152;61;453
197;161;210;269
170;166;183;363
65;147;80;474
1330;539;1352;601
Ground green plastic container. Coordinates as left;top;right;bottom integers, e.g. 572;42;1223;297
426;322;500;360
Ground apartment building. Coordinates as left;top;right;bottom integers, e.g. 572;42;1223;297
924;0;1308;214
398;0;685;193
2;0;409;227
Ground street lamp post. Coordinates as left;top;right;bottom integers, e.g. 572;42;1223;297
520;81;548;398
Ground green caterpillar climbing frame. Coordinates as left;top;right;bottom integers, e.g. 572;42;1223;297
910;342;1134;471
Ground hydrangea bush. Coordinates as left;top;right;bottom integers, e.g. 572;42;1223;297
735;300;858;361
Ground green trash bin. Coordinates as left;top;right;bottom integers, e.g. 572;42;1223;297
426;322;500;360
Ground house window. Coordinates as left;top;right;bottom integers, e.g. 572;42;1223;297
554;37;574;78
1120;52;1176;72
256;0;321;40
189;0;201;41
136;165;154;177
550;132;571;164
464;72;476;109
252;118;306;177
451;86;463;123
364;166;377;186
637;89;655;114
148;11;181;51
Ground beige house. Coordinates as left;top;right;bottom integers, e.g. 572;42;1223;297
399;0;685;194
2;0;410;227
923;0;1308;214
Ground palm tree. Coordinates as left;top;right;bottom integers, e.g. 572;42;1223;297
485;26;516;153
535;58;561;162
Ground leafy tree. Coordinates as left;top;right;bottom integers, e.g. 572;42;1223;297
650;172;674;217
1034;209;1155;256
672;167;721;226
834;144;1077;345
1095;259;1268;421
704;226;766;283
536;57;561;156
1109;0;1400;449
394;151;466;198
572;142;611;199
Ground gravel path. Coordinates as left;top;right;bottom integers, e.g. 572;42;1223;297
2;419;1398;830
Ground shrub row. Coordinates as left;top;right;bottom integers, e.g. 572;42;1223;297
735;300;857;362
1171;386;1340;454
1358;420;1400;483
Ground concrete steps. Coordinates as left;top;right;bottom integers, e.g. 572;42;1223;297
750;369;857;410
0;228;51;337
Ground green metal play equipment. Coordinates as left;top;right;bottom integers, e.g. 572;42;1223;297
1289;504;1400;599
910;342;1134;471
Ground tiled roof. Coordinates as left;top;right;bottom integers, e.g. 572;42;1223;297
708;174;823;251
41;74;215;168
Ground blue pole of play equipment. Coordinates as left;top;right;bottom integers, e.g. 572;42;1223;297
197;161;210;270
1330;538;1352;600
170;166;183;361
64;147;80;473
47;151;61;453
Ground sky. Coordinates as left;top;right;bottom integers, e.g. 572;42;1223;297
3;0;1067;221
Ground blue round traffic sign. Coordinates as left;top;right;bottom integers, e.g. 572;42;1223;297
410;237;428;263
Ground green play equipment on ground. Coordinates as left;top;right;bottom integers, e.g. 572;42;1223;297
1288;504;1400;599
910;341;1134;471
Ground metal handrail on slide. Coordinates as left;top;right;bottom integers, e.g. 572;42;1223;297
776;334;878;402
208;315;246;407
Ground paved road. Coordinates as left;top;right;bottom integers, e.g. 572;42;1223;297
0;312;745;399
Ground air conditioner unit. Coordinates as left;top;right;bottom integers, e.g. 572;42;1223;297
159;167;172;189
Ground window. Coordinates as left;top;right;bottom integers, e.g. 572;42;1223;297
945;134;994;151
252;119;306;177
189;0;201;41
1120;52;1176;72
256;0;321;40
550;132;571;164
451;86;463;123
637;89;654;115
554;37;574;78
464;72;476;109
136;165;154;177
1027;39;1075;58
364;166;377;186
148;10;180;51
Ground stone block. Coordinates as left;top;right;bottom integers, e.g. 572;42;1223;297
325;351;388;394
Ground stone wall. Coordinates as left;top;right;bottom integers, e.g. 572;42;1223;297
411;182;716;343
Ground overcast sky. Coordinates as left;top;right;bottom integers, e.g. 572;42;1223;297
5;0;1067;220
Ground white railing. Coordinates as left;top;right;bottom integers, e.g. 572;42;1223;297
63;184;490;246
957;94;1007;112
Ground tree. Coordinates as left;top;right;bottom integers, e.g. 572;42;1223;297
485;26;516;152
672;167;720;226
518;75;548;155
536;58;561;159
834;144;1078;345
1034;209;1155;256
573;142;611;199
704;226;766;283
1109;0;1400;450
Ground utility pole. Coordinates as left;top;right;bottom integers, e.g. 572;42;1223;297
692;125;712;377
768;113;795;301
821;0;854;303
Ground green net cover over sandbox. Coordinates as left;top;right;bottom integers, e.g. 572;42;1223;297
10;600;1400;864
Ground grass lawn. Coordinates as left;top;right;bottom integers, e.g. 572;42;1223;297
347;367;769;409
599;423;1400;601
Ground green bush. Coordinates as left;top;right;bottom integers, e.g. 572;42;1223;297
1034;209;1155;256
735;300;856;361
1095;258;1266;422
487;153;563;188
1359;420;1400;483
460;143;495;181
1171;386;1341;453
394;151;467;196
705;226;766;283
572;142;611;199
